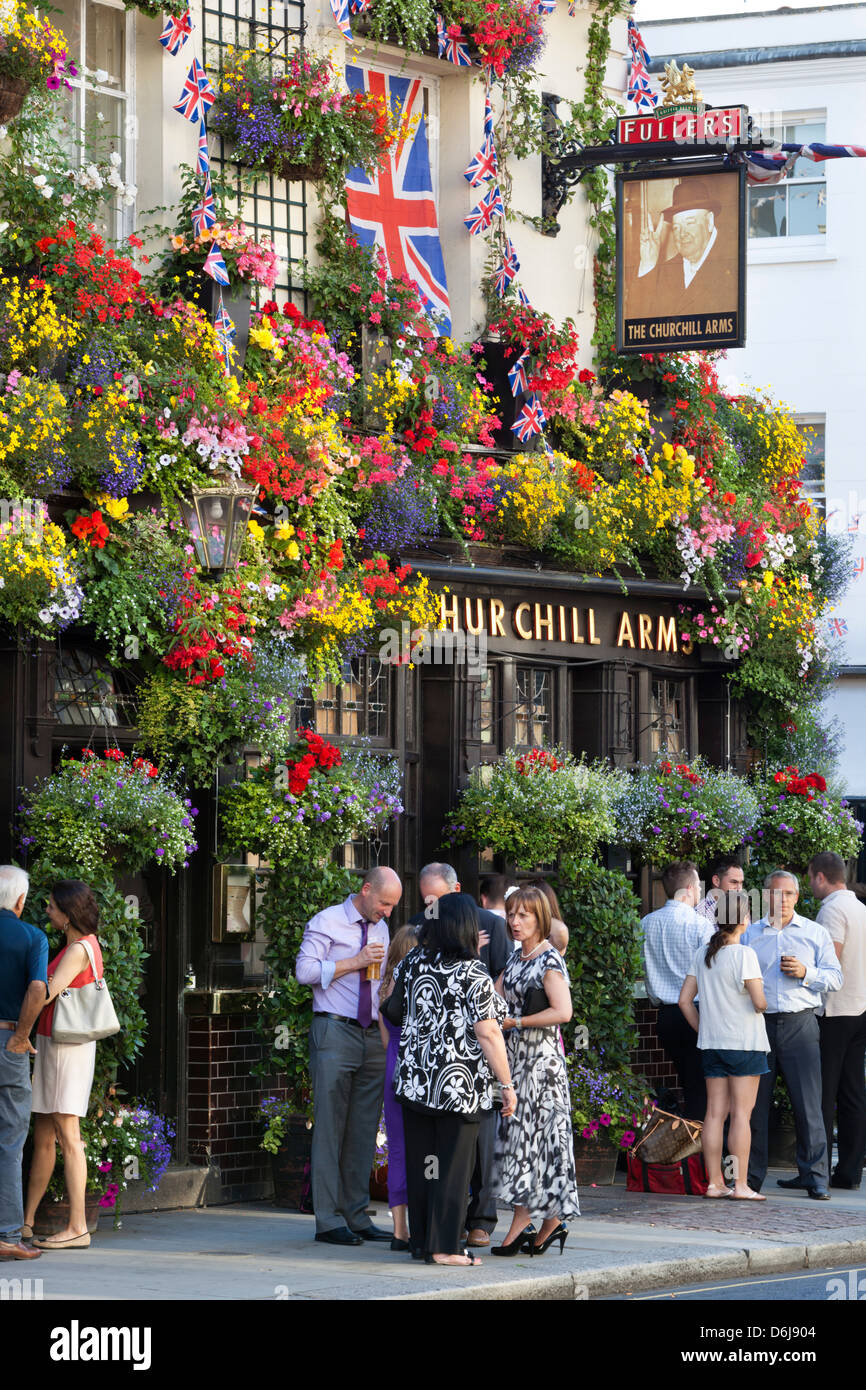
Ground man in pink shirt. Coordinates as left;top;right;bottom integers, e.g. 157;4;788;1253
296;865;402;1245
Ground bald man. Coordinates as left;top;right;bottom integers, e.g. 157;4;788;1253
296;866;403;1245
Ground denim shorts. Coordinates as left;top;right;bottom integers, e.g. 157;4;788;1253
701;1048;769;1078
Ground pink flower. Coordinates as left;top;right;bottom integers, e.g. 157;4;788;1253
369;312;381;324
348;283;361;293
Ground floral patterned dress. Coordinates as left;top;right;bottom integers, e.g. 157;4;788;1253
494;945;580;1220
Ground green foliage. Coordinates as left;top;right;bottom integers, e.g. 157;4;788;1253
444;747;621;871
567;1049;654;1150
747;771;863;875
252;860;356;1116
78;511;188;664
558;864;641;1071
354;0;435;52
614;755;760;867
135;666;256;784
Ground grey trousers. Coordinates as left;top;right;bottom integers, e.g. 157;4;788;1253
748;1009;828;1191
466;1106;498;1233
0;1045;32;1242
308;1015;386;1235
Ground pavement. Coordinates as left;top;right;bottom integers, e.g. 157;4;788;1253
12;1165;866;1301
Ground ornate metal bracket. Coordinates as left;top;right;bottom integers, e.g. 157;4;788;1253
540;92;598;237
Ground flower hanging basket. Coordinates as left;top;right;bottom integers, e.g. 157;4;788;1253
0;76;32;122
264;153;328;185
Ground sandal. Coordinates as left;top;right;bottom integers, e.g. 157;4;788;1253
704;1184;733;1199
33;1232;91;1249
731;1190;766;1201
430;1249;481;1266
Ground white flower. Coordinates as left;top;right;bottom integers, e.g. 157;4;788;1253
94;68;109;85
106;169;122;189
32;174;47;189
0;125;6;141
109;151;122;167
61;193;73;206
38;608;52;624
40;185;54;199
265;584;280;600
95;111;105;123
0;576;5;588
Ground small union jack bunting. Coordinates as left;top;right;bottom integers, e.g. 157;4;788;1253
464;134;498;186
159;10;192;55
464;184;505;235
507;348;531;397
348;0;369;11
196;120;210;177
329;0;352;40
203;242;230;286
484;88;494;138
174;58;213;123
512;394;545;443
517;287;531;308
191;175;217;238
626;18;651;69
627;61;659;111
215;293;236;341
437;14;472;65
493;238;520;295
534;0;556;13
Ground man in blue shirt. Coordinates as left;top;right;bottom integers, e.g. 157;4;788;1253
0;865;48;1261
640;861;713;1121
742;869;842;1198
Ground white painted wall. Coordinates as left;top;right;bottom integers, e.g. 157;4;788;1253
642;5;866;791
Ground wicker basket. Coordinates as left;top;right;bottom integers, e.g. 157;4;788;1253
265;154;327;185
0;76;31;122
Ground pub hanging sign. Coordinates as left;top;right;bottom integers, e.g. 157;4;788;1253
615;63;748;356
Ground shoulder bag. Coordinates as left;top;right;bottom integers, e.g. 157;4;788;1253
51;937;121;1045
630;1107;703;1165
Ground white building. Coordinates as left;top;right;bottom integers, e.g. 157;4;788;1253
643;3;866;822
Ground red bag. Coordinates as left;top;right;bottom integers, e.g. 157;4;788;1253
626;1152;708;1196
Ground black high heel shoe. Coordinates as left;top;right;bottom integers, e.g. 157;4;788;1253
490;1222;536;1256
527;1223;568;1256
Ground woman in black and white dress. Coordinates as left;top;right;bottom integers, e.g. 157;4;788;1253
392;893;515;1267
493;886;579;1256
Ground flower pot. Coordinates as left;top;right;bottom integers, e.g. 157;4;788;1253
572;1135;619;1185
767;1117;797;1169
33;1192;101;1237
270;1114;314;1211
265;153;327;185
370;1164;388;1203
0;77;32;122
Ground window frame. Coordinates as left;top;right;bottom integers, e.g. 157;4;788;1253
795;412;826;518
747;111;827;245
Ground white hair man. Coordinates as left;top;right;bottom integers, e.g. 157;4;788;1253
742;870;842;1197
0;865;48;1260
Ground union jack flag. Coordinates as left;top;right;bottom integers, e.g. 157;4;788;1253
626;18;651;69
348;0;369;10
203;242;230;286
508;348;531;397
854;556;866;576
567;1;577;13
329;0;352;40
517;287;531;308
829;617;849;637
512;394;545;443
437;15;472;66
174;58;213;123
159;10;192;56
848;514;861;534
196;120;210;178
464;134;498;186
215;293;236;341
627;61;659;111
191;175;217;238
493;238;520;295
464;184;505;235
345;66;451;333
746;141;866;186
534;0;556;13
484;88;494;138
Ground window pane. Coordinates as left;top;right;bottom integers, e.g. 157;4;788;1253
480;667;495;746
749;187;786;238
650;679;685;757
784;121;825;178
86;3;125;88
798;423;825;494
788;182;826;236
515;666;552;748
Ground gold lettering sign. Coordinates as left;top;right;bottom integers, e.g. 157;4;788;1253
514;602;533;639
638;613;653;650
616;612;635;648
571;608;584;644
534;603;554;640
587;609;601;646
440;593;459;631
464;597;485;635
489;598;506;637
657;615;677;652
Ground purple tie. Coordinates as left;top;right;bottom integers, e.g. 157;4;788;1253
357;920;372;1028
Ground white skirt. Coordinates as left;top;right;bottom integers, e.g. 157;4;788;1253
31;1035;96;1117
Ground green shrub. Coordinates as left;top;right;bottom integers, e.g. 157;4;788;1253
558;863;641;1071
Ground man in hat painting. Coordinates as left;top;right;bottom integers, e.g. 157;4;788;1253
628;176;738;319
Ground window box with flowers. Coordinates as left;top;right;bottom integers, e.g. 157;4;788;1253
208;47;407;198
0;0;76;122
746;767;863;873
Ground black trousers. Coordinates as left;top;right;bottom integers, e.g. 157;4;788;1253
656;1004;706;1122
749;1009;827;1192
465;1106;498;1234
820;1010;866;1187
403;1105;479;1256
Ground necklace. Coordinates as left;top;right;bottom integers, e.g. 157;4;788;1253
520;941;544;961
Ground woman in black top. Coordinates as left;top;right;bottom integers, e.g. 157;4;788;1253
391;894;515;1266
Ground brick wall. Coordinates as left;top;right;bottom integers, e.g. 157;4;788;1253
630;999;679;1094
187;1015;275;1203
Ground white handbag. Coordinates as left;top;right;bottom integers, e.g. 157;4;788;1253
51;937;121;1045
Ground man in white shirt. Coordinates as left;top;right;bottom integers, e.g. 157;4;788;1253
809;852;866;1190
640;861;713;1121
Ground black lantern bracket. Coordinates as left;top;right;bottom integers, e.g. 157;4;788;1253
540;96;776;237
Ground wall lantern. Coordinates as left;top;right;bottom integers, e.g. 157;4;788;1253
178;478;257;573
